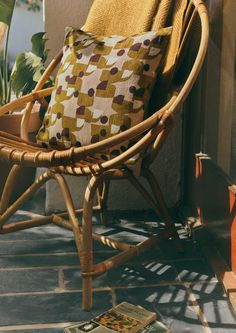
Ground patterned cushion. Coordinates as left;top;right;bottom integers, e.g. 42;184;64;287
37;27;172;159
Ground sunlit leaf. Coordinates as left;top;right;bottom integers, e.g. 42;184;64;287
31;32;46;59
0;0;16;26
11;51;45;96
0;22;7;48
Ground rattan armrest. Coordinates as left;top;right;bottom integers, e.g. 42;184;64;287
0;91;178;169
0;88;53;117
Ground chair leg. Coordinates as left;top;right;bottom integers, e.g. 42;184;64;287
50;173;92;308
51;172;83;251
0;165;23;215
0;171;52;230
97;179;110;225
82;175;101;310
142;167;183;252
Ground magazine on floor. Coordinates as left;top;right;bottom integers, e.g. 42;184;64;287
62;302;172;333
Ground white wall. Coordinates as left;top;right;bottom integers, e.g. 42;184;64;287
8;5;43;63
43;0;182;211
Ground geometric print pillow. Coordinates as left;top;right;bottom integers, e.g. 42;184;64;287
37;27;172;160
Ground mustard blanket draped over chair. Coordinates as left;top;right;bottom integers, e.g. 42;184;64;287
83;0;160;36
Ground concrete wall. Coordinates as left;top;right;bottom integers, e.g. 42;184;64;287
44;0;93;62
8;5;43;63
43;0;182;212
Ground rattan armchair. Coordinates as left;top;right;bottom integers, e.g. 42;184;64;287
0;0;209;310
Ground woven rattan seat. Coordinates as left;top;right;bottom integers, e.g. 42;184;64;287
0;0;209;310
0;131;102;174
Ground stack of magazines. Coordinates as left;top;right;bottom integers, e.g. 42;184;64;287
62;302;172;332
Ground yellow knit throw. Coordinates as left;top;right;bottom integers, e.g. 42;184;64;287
83;0;160;36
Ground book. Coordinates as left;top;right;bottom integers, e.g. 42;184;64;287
63;302;157;333
63;320;172;333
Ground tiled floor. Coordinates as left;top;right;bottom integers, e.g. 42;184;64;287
0;190;235;332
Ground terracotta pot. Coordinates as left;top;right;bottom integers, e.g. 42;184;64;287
0;105;42;202
0;108;41;135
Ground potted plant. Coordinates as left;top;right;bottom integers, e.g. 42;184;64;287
0;31;50;132
0;0;52;200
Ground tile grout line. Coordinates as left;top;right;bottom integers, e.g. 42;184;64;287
184;282;213;333
0;288;110;297
0;261;217;272
0;252;79;258
0;250;117;258
0;237;74;243
0;252;206;262
173;258;214;333
0;322;81;331
110;288;117;307
0;280;219;297
0;265;81;272
58;268;65;291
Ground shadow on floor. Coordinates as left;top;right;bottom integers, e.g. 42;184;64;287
0;192;235;333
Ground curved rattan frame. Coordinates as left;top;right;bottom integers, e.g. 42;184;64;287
0;0;209;310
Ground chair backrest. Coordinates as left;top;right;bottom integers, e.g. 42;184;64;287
4;0;207;170
83;0;209;169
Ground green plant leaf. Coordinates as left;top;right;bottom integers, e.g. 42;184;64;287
31;32;46;59
0;0;16;26
11;51;45;97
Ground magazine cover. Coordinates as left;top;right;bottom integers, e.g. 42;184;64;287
63;320;172;333
93;302;156;333
63;302;162;333
63;320;115;332
94;308;143;333
114;302;156;324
